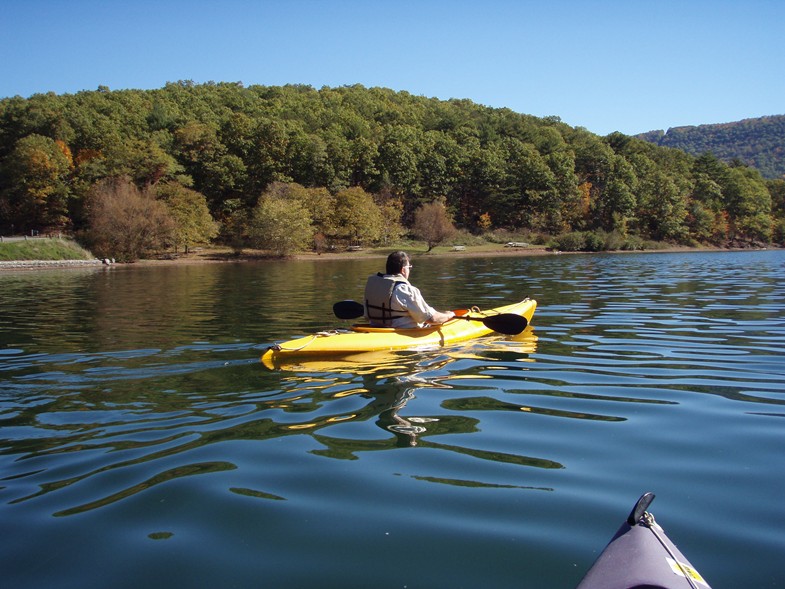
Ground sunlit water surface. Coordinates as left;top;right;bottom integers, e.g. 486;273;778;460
1;250;783;588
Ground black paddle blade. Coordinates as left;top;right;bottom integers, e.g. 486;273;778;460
333;300;365;319
480;313;528;335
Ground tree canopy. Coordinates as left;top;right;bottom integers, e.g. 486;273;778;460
1;82;782;252
636;115;785;180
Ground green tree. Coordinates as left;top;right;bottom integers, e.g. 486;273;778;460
638;170;688;241
156;182;218;253
377;125;421;196
247;193;314;257
217;198;250;253
767;179;785;218
330;186;383;245
4;83;782;248
768;179;785;244
375;188;406;245
286;130;333;189
245;118;291;196
688;173;727;242
592;155;637;233
104;137;182;187
300;185;337;236
498;138;556;230
544;150;581;233
249;181;338;248
572;130;615;190
173;120;227;195
418;131;461;200
455;141;505;229
722;167;772;242
348;136;381;189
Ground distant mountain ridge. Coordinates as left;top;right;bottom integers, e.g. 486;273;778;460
636;114;785;179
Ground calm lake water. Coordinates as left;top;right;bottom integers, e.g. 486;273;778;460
1;250;783;588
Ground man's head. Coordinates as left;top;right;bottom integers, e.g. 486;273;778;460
386;251;411;275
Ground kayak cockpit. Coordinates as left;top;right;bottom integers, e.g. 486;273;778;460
349;324;443;334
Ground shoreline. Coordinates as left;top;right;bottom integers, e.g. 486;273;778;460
1;244;776;271
131;244;749;265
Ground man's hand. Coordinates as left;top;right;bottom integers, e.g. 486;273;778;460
430;310;455;324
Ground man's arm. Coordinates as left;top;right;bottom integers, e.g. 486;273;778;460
428;310;455;324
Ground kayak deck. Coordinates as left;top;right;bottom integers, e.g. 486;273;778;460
261;298;536;364
577;493;711;589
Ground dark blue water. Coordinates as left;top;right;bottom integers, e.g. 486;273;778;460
1;250;783;588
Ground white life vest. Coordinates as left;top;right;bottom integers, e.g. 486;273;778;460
364;273;410;325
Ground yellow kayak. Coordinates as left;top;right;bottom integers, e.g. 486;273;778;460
260;299;536;367
261;331;539;372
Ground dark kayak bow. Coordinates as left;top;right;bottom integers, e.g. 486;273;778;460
577;493;712;589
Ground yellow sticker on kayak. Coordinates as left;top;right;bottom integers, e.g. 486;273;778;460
666;557;708;586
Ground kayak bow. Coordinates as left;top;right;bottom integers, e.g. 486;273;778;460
577;493;712;589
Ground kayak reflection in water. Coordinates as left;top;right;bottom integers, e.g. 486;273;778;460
364;251;454;328
358;364;449;448
374;387;439;448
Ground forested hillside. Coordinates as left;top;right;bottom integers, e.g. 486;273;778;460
637;115;785;180
1;82;783;260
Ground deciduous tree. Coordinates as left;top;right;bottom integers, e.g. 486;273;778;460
412;198;456;251
329;186;384;245
375;188;405;245
87;177;174;262
247;191;314;256
2;134;73;231
156;182;218;253
722;167;772;242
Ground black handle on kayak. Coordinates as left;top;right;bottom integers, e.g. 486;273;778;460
627;492;656;526
332;300;528;335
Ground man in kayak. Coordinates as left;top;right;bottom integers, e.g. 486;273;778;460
364;251;455;328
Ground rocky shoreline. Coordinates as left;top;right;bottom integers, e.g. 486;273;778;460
0;259;107;270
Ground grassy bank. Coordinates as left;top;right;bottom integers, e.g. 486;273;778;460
0;238;95;261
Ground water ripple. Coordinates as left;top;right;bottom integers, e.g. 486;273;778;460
1;252;784;588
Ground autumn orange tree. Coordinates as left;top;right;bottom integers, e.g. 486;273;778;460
3;134;73;231
86;177;174;262
412;198;456;251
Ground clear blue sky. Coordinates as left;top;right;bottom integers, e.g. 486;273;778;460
2;0;782;136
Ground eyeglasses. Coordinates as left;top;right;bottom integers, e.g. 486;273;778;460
403;264;413;269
